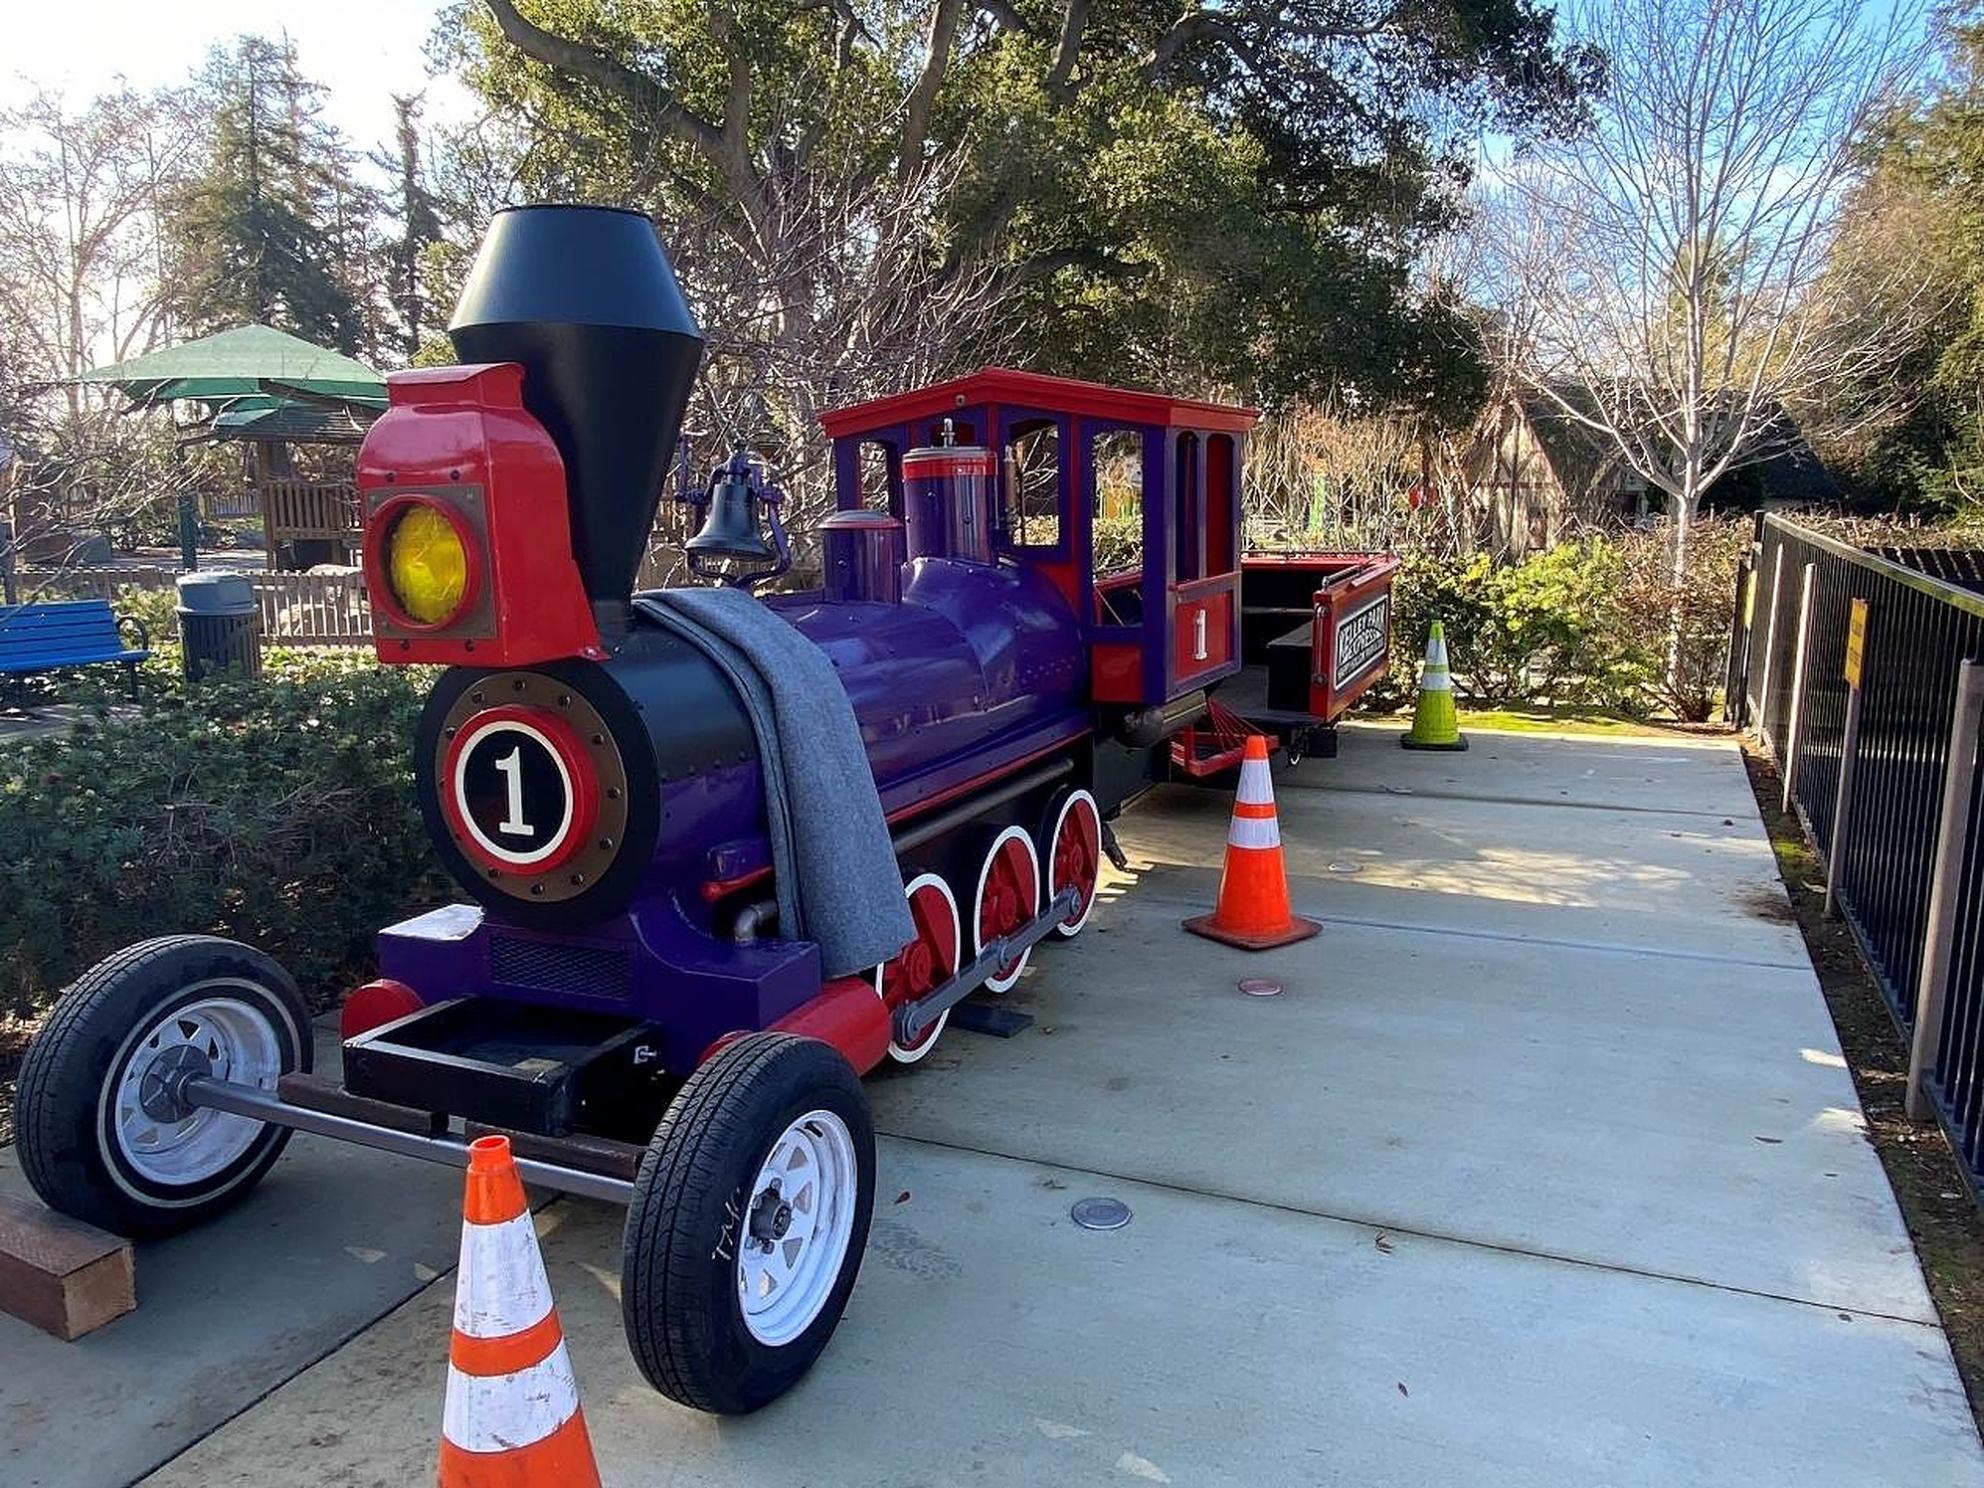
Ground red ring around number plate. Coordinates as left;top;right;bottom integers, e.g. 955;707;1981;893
439;703;599;876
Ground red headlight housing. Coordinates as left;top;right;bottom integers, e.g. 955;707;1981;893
357;362;602;666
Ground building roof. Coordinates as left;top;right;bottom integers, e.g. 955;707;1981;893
1506;384;1836;505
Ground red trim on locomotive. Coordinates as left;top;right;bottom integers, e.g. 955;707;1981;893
1170;576;1238;690
698;728;1093;905
901;449;995;479
358;362;604;668
1090;642;1143;704
700;975;891;1074
339;978;425;1040
822;366;1258;438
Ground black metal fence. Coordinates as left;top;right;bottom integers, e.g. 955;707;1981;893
1736;514;1984;1185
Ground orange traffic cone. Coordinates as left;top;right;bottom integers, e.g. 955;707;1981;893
1183;735;1321;951
438;1136;601;1488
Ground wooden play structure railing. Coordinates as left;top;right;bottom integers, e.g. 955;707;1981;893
261;480;360;542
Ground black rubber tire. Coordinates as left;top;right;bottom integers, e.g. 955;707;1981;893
14;935;313;1239
621;1033;875;1414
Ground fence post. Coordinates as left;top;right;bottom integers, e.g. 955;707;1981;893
1781;562;1817;814
1824;599;1869;921
1905;659;1984;1122
1725;545;1757;727
1753;545;1787;748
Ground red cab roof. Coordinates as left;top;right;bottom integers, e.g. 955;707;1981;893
818;366;1258;439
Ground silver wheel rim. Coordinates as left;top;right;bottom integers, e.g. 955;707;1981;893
109;990;284;1188
737;1108;860;1347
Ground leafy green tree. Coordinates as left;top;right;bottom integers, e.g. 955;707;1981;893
166;36;379;356
436;0;1596;414
1820;6;1984;513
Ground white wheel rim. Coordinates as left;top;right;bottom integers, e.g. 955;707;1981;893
973;825;1040;994
738;1108;860;1347
109;990;284;1188
874;872;958;1064
1047;788;1102;939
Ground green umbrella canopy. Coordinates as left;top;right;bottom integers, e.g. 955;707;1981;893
78;324;386;408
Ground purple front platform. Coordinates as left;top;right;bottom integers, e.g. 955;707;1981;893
377;898;822;1072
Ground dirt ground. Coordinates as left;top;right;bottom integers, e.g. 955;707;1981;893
1743;743;1984;1427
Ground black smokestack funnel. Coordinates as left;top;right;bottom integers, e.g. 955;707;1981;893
449;204;702;615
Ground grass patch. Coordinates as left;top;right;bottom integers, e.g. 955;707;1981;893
1360;703;1727;739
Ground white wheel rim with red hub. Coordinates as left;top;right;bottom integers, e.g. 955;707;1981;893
873;873;960;1063
973;825;1040;994
1046;788;1102;939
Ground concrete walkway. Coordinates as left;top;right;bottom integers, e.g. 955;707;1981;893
5;724;1980;1485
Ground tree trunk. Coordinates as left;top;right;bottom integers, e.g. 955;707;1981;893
1666;490;1698;699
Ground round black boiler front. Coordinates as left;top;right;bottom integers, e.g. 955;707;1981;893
415;629;758;929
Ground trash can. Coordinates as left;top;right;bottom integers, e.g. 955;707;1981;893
176;571;261;682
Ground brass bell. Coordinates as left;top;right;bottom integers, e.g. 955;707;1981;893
687;456;777;563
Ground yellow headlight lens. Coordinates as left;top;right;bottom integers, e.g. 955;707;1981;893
386;504;469;625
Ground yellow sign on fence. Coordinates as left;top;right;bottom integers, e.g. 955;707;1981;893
1845;598;1869;688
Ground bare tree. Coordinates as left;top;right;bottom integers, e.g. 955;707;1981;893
0;85;204;580
639;138;1022;580
0;87;195;411
1245;401;1481;558
1494;0;1938;672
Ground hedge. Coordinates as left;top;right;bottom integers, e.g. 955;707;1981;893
1361;521;1752;722
0;650;449;1020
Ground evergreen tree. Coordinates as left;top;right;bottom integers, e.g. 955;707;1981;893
167;35;377;355
374;94;446;361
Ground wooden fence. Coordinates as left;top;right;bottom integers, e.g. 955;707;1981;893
18;565;374;647
252;570;371;645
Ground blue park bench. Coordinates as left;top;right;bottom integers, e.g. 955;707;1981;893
0;598;153;701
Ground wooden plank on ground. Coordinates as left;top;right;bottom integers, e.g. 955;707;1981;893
0;1193;135;1340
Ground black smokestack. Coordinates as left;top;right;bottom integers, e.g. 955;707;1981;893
449;204;703;615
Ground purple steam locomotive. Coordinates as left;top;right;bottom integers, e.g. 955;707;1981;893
13;205;1395;1413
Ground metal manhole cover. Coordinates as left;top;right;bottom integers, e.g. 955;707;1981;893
1070;1197;1132;1230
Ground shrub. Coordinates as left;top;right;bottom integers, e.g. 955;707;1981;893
0;657;449;1020
1355;520;1752;722
1611;519;1751;723
1375;537;1658;714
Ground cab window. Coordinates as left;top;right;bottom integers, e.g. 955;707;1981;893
1002;418;1061;549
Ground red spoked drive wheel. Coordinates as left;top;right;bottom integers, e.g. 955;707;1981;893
973;826;1041;995
872;873;961;1064
1045;788;1102;940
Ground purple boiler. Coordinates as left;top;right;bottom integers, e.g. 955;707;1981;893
376;546;1088;1069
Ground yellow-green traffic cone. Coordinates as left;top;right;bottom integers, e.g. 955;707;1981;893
1401;620;1468;752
